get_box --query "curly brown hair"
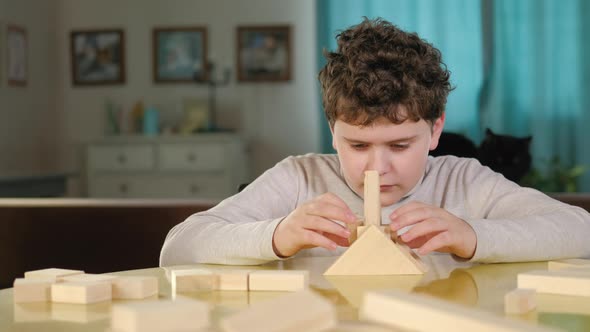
[319,18,453,127]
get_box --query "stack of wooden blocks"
[505,258,590,315]
[13,268,158,304]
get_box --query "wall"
[55,0,320,193]
[0,0,58,173]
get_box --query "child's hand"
[389,201,477,259]
[272,193,357,257]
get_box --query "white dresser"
[85,134,248,199]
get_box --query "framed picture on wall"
[70,29,125,86]
[6,25,27,86]
[153,27,208,83]
[237,25,291,82]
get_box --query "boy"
[160,18,590,266]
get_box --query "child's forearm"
[159,213,283,266]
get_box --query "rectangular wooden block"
[13,278,54,303]
[248,270,309,291]
[361,290,557,332]
[505,288,536,314]
[347,220,362,245]
[111,297,210,332]
[548,258,590,271]
[51,281,112,304]
[364,170,381,227]
[218,270,250,291]
[220,290,336,332]
[517,269,590,297]
[171,269,218,296]
[24,268,84,282]
[109,276,159,300]
[61,273,118,284]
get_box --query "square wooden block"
[13,278,54,303]
[110,276,159,300]
[61,273,118,284]
[24,268,84,282]
[51,281,112,304]
[171,269,218,296]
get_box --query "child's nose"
[367,150,391,175]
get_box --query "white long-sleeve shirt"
[160,154,590,266]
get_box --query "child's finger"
[390,206,435,231]
[302,229,337,251]
[417,232,453,255]
[303,216,350,239]
[319,193,356,221]
[389,201,426,219]
[306,201,356,224]
[399,218,447,243]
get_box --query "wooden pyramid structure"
[324,171,428,276]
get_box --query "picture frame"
[6,25,27,86]
[237,25,292,82]
[70,29,125,86]
[153,27,208,83]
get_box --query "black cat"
[430,128,532,183]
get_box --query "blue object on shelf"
[143,107,159,136]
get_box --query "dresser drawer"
[89,174,231,199]
[158,144,225,171]
[88,175,157,198]
[88,145,154,171]
[154,175,231,199]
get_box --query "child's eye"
[391,144,409,151]
[351,144,368,150]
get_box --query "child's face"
[331,114,444,206]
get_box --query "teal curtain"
[316,0,484,152]
[481,0,590,191]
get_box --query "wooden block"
[13,278,54,303]
[24,268,84,282]
[51,281,112,304]
[325,225,427,275]
[61,273,118,284]
[220,290,336,332]
[517,269,590,297]
[347,220,363,245]
[547,258,590,271]
[361,290,557,332]
[218,270,250,291]
[109,276,158,300]
[504,288,536,314]
[248,270,309,291]
[357,225,388,237]
[111,297,210,332]
[363,170,381,227]
[171,269,218,296]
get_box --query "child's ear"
[429,114,446,151]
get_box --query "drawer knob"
[117,154,127,164]
[119,183,128,193]
[186,153,197,162]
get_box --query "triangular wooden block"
[324,225,427,275]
